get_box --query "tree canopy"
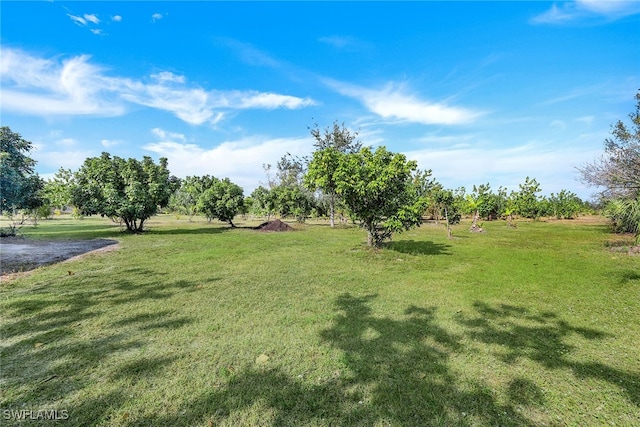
[0,126,43,214]
[72,153,173,232]
[335,146,427,247]
[196,177,244,227]
[306,121,362,227]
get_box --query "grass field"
[1,215,639,426]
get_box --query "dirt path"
[0,238,118,276]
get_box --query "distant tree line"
[3,88,638,246]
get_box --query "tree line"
[2,91,638,246]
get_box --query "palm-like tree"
[607,196,640,245]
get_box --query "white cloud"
[91,29,105,36]
[0,48,316,125]
[112,15,122,22]
[101,139,121,147]
[67,14,87,26]
[327,80,482,125]
[151,71,186,84]
[0,50,124,116]
[532,0,640,24]
[84,14,100,24]
[151,128,187,142]
[235,91,316,109]
[151,13,163,22]
[143,134,313,192]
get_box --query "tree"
[578,91,640,201]
[43,167,75,213]
[196,178,244,227]
[250,186,274,219]
[432,187,460,239]
[513,177,542,219]
[335,146,427,248]
[547,190,583,219]
[578,91,640,236]
[606,196,640,244]
[306,121,362,227]
[266,153,316,223]
[0,126,44,215]
[169,175,216,220]
[72,153,172,232]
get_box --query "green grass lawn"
[1,215,639,426]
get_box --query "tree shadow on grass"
[147,226,231,236]
[457,302,640,406]
[139,294,537,426]
[0,273,200,420]
[384,239,452,255]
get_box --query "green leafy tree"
[335,146,427,247]
[432,187,461,238]
[169,175,217,220]
[72,153,172,232]
[266,153,316,223]
[513,177,542,219]
[249,186,274,219]
[196,178,244,227]
[547,190,584,219]
[306,121,362,227]
[43,167,75,213]
[0,126,44,215]
[269,184,315,223]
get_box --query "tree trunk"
[329,193,335,228]
[445,207,452,239]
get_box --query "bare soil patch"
[0,237,118,276]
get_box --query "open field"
[1,215,639,426]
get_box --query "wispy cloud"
[84,14,100,25]
[66,10,107,35]
[216,38,282,68]
[144,131,312,190]
[112,15,122,22]
[151,13,164,22]
[1,48,316,125]
[0,49,124,116]
[67,14,88,26]
[326,80,483,125]
[532,0,640,24]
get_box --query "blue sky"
[2,1,639,200]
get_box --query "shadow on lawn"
[137,295,638,426]
[384,239,452,255]
[457,301,640,406]
[137,295,539,426]
[0,271,201,421]
[4,291,637,426]
[147,226,231,236]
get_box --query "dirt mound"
[255,219,293,232]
